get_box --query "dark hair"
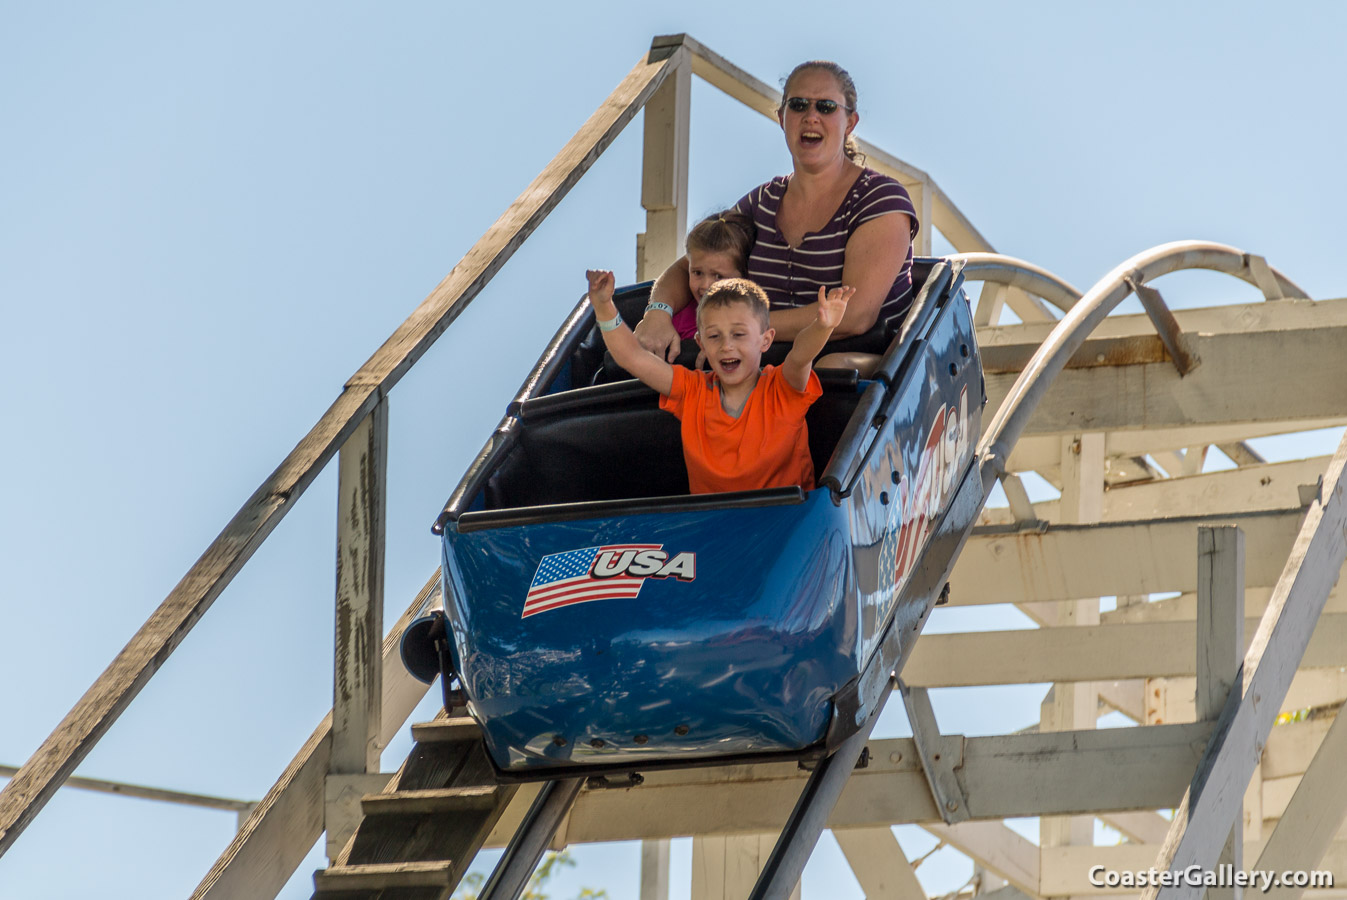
[685,210,755,273]
[697,277,771,331]
[781,60,862,162]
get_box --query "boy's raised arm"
[586,270,675,396]
[782,285,855,392]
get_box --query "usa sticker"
[522,543,696,618]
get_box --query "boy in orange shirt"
[585,271,853,494]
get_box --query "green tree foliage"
[452,850,609,900]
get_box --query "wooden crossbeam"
[984,321,1347,438]
[1142,435,1347,900]
[904,614,1347,687]
[521,725,1212,844]
[949,508,1306,607]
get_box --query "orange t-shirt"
[659,365,823,495]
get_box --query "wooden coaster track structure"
[3,33,1346,900]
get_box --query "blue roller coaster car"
[402,259,985,780]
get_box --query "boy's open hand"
[586,269,617,316]
[816,284,855,330]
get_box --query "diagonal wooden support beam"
[0,44,684,859]
[1254,701,1347,900]
[834,827,928,900]
[1143,432,1347,900]
[923,822,1042,899]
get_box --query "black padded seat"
[484,371,866,511]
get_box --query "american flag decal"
[521,544,661,619]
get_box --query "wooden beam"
[638,49,690,280]
[0,45,682,858]
[1255,706,1347,900]
[1196,526,1247,900]
[834,827,929,900]
[1006,420,1347,474]
[1099,811,1172,846]
[1142,434,1347,900]
[980,458,1329,527]
[947,508,1307,607]
[640,839,671,900]
[922,822,1041,898]
[191,576,436,899]
[903,615,1347,687]
[545,725,1212,843]
[690,834,799,900]
[331,397,388,776]
[984,323,1347,438]
[1147,669,1347,726]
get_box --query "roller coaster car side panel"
[444,493,857,773]
[426,265,982,778]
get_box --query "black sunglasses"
[785,96,850,115]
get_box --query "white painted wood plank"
[903,615,1347,687]
[1256,707,1347,900]
[948,508,1306,607]
[922,822,1041,897]
[984,325,1347,438]
[332,398,388,777]
[1143,434,1347,900]
[834,827,928,900]
[979,457,1329,526]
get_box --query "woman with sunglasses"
[634,60,918,365]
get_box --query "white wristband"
[644,301,674,317]
[598,313,623,332]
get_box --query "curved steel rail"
[977,240,1309,492]
[951,251,1083,315]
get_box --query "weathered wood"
[1100,811,1173,845]
[903,615,1347,687]
[1196,526,1247,900]
[1143,433,1347,900]
[360,786,503,817]
[191,576,436,900]
[922,822,1041,898]
[1147,669,1347,726]
[979,457,1329,527]
[691,834,800,900]
[985,323,1347,438]
[312,860,455,890]
[834,827,928,900]
[638,49,690,280]
[332,397,388,777]
[948,508,1305,607]
[0,45,682,859]
[1197,527,1246,721]
[1255,707,1347,900]
[409,718,481,744]
[1006,419,1347,474]
[0,764,253,813]
[548,725,1212,843]
[640,838,671,900]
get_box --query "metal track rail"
[745,240,1308,900]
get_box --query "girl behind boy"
[660,211,755,346]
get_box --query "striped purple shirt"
[732,168,919,329]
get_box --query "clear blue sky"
[3,2,1345,898]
